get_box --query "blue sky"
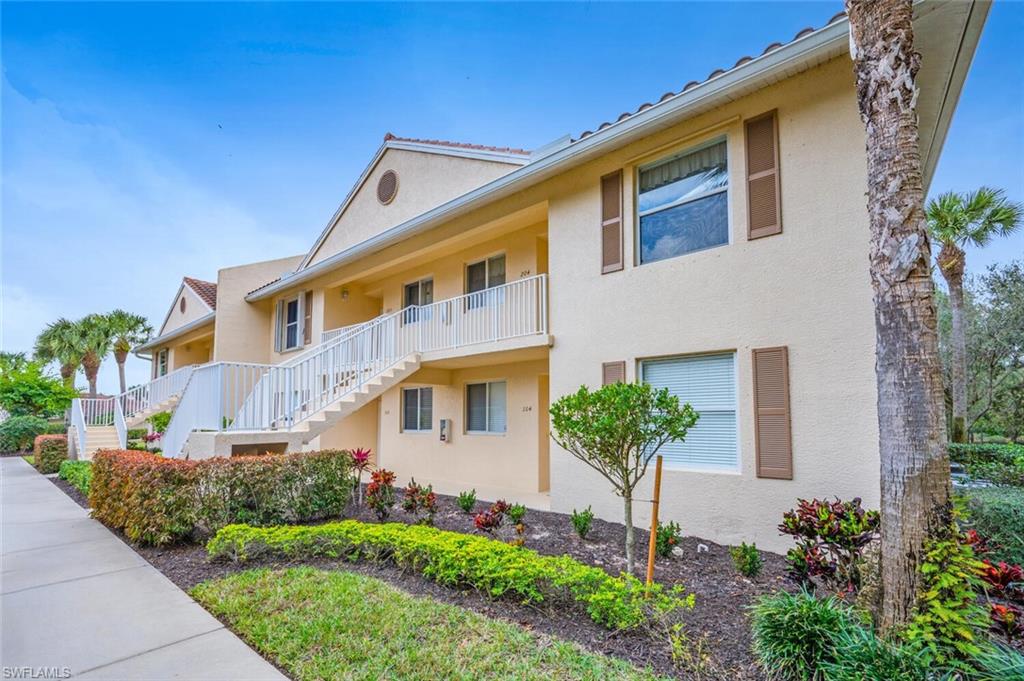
[2,1,1022,394]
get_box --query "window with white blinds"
[466,381,507,433]
[402,387,432,432]
[641,353,738,470]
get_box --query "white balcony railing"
[162,274,548,457]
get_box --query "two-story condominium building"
[70,1,989,551]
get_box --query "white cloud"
[1,77,308,395]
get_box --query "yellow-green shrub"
[206,520,694,631]
[33,434,68,474]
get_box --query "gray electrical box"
[439,418,452,443]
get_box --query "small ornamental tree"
[550,381,698,574]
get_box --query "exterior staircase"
[77,426,121,460]
[123,395,180,429]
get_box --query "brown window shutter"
[600,170,623,273]
[303,291,313,345]
[745,110,782,239]
[753,346,792,479]
[602,361,626,385]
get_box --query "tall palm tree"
[76,314,114,398]
[927,187,1023,443]
[847,0,950,632]
[105,310,153,395]
[34,318,84,388]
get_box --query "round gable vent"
[180,297,186,313]
[377,170,398,205]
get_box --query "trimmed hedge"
[0,415,48,452]
[58,460,92,495]
[960,486,1024,566]
[90,449,354,545]
[33,434,68,474]
[949,443,1024,467]
[206,520,695,631]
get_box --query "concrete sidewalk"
[1,457,286,680]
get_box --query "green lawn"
[192,567,667,681]
[22,455,33,466]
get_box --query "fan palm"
[34,318,84,388]
[105,310,153,395]
[927,187,1023,442]
[76,314,114,398]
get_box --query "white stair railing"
[113,399,127,449]
[119,364,196,421]
[165,274,549,456]
[69,398,88,457]
[161,362,273,458]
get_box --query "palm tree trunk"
[82,353,100,398]
[115,349,128,395]
[59,363,77,389]
[938,244,968,443]
[847,0,951,632]
[623,490,635,575]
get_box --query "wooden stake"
[645,455,663,589]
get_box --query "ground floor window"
[402,387,433,432]
[466,380,506,433]
[641,352,737,470]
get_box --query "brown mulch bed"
[121,492,790,679]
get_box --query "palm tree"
[105,310,153,395]
[927,188,1023,443]
[847,0,951,632]
[76,314,114,398]
[34,319,84,388]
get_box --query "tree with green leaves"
[34,318,85,389]
[549,381,698,574]
[0,360,78,417]
[76,314,114,398]
[105,309,152,395]
[927,188,1023,442]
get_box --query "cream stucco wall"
[160,285,211,335]
[377,359,548,498]
[546,56,878,553]
[306,148,522,267]
[212,255,303,364]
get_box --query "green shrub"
[949,443,1024,467]
[729,542,764,578]
[820,625,929,681]
[44,421,67,435]
[58,460,92,495]
[33,434,68,474]
[905,525,988,666]
[507,503,527,525]
[456,489,477,513]
[127,428,147,440]
[147,411,171,434]
[751,589,857,681]
[571,506,594,540]
[960,487,1024,566]
[206,520,695,631]
[655,520,681,558]
[0,415,48,452]
[90,449,354,545]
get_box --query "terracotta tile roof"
[383,133,531,157]
[183,277,218,310]
[573,11,848,141]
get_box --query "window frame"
[465,254,507,310]
[280,295,302,351]
[402,277,434,324]
[156,349,168,377]
[465,380,507,435]
[401,386,433,433]
[638,351,740,474]
[635,136,731,266]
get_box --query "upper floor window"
[638,139,729,264]
[466,255,505,309]
[275,290,312,352]
[403,278,433,324]
[156,349,168,377]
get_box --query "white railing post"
[113,398,127,449]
